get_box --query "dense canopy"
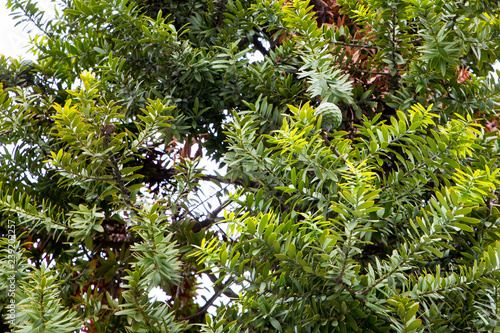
[1,0,500,332]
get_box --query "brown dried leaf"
[457,66,470,84]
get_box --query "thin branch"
[333,277,365,303]
[103,125,132,207]
[252,34,270,57]
[147,167,261,189]
[12,2,53,37]
[332,41,380,50]
[184,277,234,322]
[205,271,239,299]
[321,132,344,159]
[338,65,394,76]
[192,199,232,232]
[356,259,406,296]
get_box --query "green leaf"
[405,303,419,323]
[269,318,282,331]
[406,318,422,331]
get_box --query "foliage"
[1,0,500,332]
[200,102,500,332]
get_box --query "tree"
[1,0,500,332]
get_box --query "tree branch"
[103,124,132,206]
[146,167,261,189]
[321,132,345,160]
[205,271,239,299]
[191,199,232,232]
[184,277,234,322]
[252,34,270,57]
[332,41,380,50]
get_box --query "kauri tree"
[1,0,500,332]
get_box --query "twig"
[332,41,380,50]
[103,124,133,207]
[321,132,345,160]
[252,34,270,56]
[192,199,232,232]
[184,277,234,322]
[205,271,239,299]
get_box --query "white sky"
[0,1,32,59]
[0,0,59,59]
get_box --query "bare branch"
[184,277,235,322]
[205,271,239,299]
[146,167,261,189]
[191,199,232,232]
